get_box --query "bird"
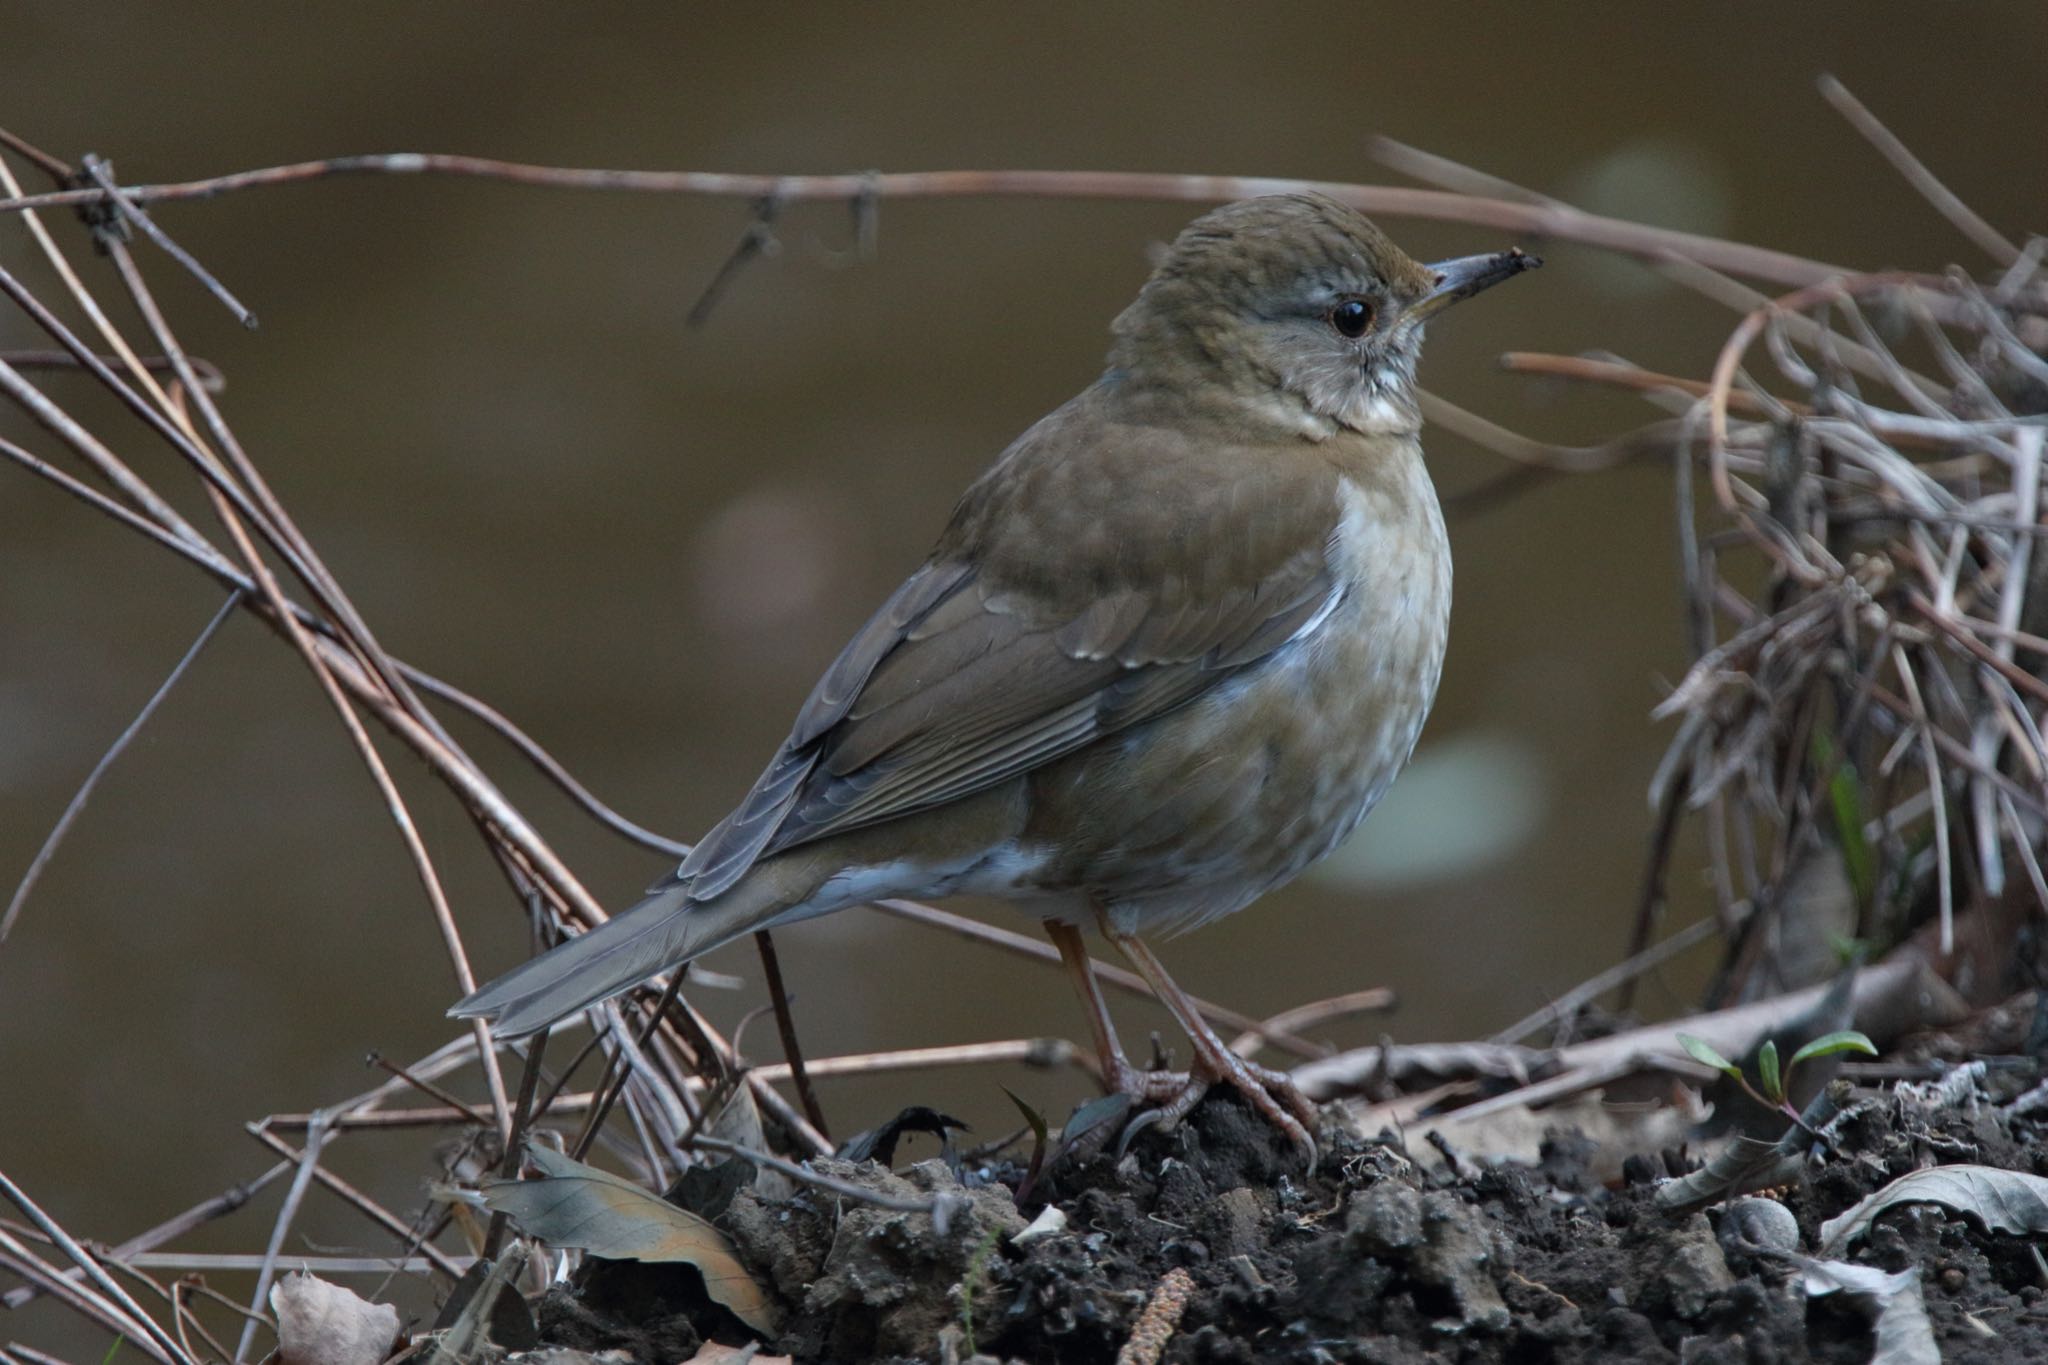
[452,194,1538,1160]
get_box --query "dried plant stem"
[1892,645,1954,954]
[1816,75,2020,266]
[1226,988,1396,1059]
[0,157,1854,287]
[754,929,831,1141]
[242,1124,465,1280]
[681,1134,961,1215]
[1,1162,290,1311]
[1,591,239,943]
[0,1169,195,1365]
[1494,915,1721,1046]
[235,1114,332,1361]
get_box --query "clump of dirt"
[528,1063,2048,1364]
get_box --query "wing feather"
[676,401,1354,902]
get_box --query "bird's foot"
[1101,1057,1196,1104]
[1114,1051,1318,1167]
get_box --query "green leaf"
[1758,1040,1783,1103]
[1816,733,1877,909]
[1827,932,1869,967]
[1677,1033,1742,1079]
[1790,1030,1879,1070]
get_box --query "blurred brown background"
[3,3,2045,1353]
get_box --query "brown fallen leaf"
[476,1144,781,1336]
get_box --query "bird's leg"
[1045,920,1188,1102]
[1096,914,1319,1163]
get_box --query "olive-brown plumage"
[453,194,1538,1157]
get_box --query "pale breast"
[1298,465,1453,833]
[1022,456,1453,935]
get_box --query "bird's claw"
[1106,1052,1319,1168]
[1203,1054,1319,1169]
[1101,1058,1197,1103]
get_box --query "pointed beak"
[1409,247,1541,324]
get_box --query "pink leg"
[1097,912,1319,1165]
[1045,920,1188,1102]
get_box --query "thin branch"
[242,1125,464,1280]
[364,1052,493,1130]
[235,1115,331,1362]
[0,349,225,390]
[680,1133,962,1216]
[80,155,258,327]
[754,930,829,1141]
[1816,75,2021,266]
[0,126,74,181]
[1226,989,1395,1059]
[0,1169,194,1365]
[1494,916,1722,1046]
[2,590,240,944]
[0,153,1857,287]
[573,972,686,1162]
[686,194,780,326]
[1,1162,289,1311]
[1892,645,1954,956]
[397,668,690,858]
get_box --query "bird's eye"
[1328,297,1374,339]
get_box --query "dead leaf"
[1819,1164,2048,1255]
[706,1083,792,1200]
[1795,1257,1938,1365]
[1653,1134,1805,1218]
[476,1144,781,1336]
[1294,1041,1553,1101]
[1415,1089,1696,1184]
[685,1346,794,1364]
[270,1272,401,1365]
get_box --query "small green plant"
[956,1222,1005,1358]
[1677,1029,1877,1121]
[1814,731,1877,911]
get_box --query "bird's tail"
[448,854,823,1039]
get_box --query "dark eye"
[1328,297,1374,339]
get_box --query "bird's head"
[1108,193,1538,438]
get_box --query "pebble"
[1717,1198,1800,1254]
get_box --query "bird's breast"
[1023,459,1452,933]
[1250,465,1452,849]
[1314,464,1454,721]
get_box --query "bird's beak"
[1409,248,1541,323]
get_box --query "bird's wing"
[678,411,1350,902]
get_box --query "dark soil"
[529,1063,2048,1364]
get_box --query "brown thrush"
[453,194,1538,1159]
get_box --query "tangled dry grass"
[1653,257,2048,1000]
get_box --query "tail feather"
[450,864,805,1038]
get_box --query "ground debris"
[508,1055,2046,1363]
